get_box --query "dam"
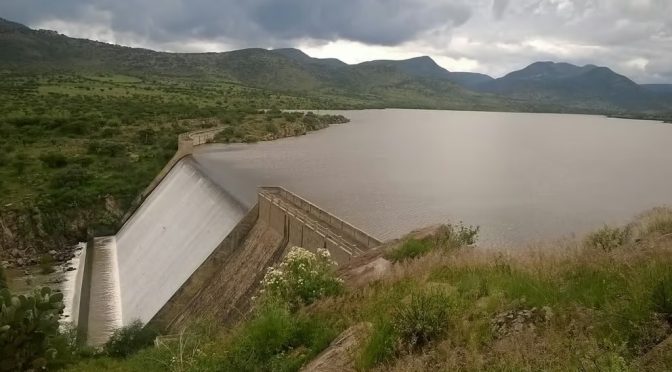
[72,128,382,345]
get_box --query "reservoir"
[194,109,672,245]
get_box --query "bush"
[259,247,343,309]
[220,301,338,371]
[104,320,159,358]
[39,152,68,168]
[585,225,629,252]
[0,287,70,371]
[359,320,397,368]
[652,272,672,323]
[387,239,431,262]
[50,165,89,189]
[644,209,672,237]
[386,223,479,262]
[392,290,452,350]
[433,223,480,248]
[87,140,126,157]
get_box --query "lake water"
[194,109,672,245]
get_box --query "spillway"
[115,158,247,325]
[79,157,247,344]
[74,146,381,345]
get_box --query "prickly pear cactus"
[0,286,65,371]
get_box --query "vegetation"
[65,208,672,371]
[0,70,349,266]
[103,321,159,358]
[69,247,344,371]
[585,225,630,252]
[386,223,479,262]
[258,247,344,309]
[0,287,74,371]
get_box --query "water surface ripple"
[194,109,672,245]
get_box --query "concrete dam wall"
[74,149,381,345]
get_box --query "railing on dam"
[260,186,383,250]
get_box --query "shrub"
[644,210,672,237]
[652,272,672,323]
[259,247,343,309]
[433,223,480,248]
[220,301,338,371]
[87,140,126,157]
[358,320,397,368]
[50,165,89,189]
[39,152,68,168]
[392,290,453,350]
[0,287,69,371]
[104,320,159,358]
[585,225,629,252]
[387,239,431,262]
[387,223,479,262]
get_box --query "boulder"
[301,322,372,372]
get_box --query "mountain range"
[1,17,670,114]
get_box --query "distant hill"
[0,18,669,113]
[358,56,494,89]
[642,84,672,95]
[473,61,669,112]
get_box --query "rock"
[301,323,372,372]
[10,249,21,258]
[15,258,25,266]
[491,307,552,339]
[49,250,57,256]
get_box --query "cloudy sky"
[1,0,671,83]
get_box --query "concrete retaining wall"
[261,187,382,250]
[258,189,380,264]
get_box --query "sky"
[1,0,671,83]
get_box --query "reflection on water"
[194,109,672,246]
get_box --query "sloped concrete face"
[114,157,247,326]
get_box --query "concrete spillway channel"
[72,154,382,345]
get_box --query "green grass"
[63,213,672,371]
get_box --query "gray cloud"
[492,0,510,20]
[0,0,671,82]
[0,0,471,46]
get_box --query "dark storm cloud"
[252,0,471,45]
[1,0,671,82]
[0,0,472,46]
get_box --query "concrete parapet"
[261,187,383,250]
[258,187,382,264]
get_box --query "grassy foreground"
[67,208,672,371]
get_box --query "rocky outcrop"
[301,322,372,372]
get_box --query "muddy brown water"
[194,109,672,246]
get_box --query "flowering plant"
[259,247,343,308]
